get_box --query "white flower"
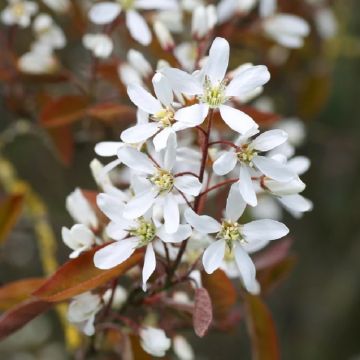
[127,49,153,78]
[62,224,96,258]
[122,73,192,151]
[213,128,295,206]
[162,37,270,135]
[184,186,289,293]
[88,0,178,46]
[94,192,192,290]
[1,0,38,28]
[173,335,195,360]
[117,135,202,233]
[41,0,70,13]
[140,326,171,357]
[33,14,66,50]
[217,0,257,24]
[153,21,175,51]
[191,5,217,39]
[18,42,59,75]
[174,42,197,72]
[83,33,113,59]
[260,0,310,49]
[102,285,128,310]
[314,7,337,40]
[66,188,98,229]
[67,292,102,336]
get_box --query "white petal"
[278,194,313,212]
[234,245,257,293]
[217,0,237,24]
[202,239,226,274]
[219,105,258,134]
[242,219,289,242]
[97,193,125,223]
[239,165,257,206]
[127,84,162,114]
[213,151,237,176]
[136,0,178,10]
[117,147,155,174]
[163,133,177,170]
[174,176,202,196]
[142,243,156,291]
[225,184,246,221]
[106,222,129,240]
[253,155,295,182]
[226,65,270,98]
[184,208,221,234]
[160,68,203,95]
[264,177,305,196]
[88,3,121,24]
[123,190,157,219]
[152,73,173,107]
[94,238,137,270]
[287,156,310,175]
[126,10,152,46]
[153,127,173,151]
[252,129,288,151]
[259,0,276,18]
[157,224,192,243]
[163,193,179,234]
[174,104,209,126]
[121,123,159,144]
[95,142,121,157]
[203,37,229,83]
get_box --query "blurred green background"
[1,0,360,359]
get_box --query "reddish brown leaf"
[245,294,280,360]
[257,256,297,294]
[48,126,74,165]
[87,103,135,122]
[129,335,152,360]
[33,246,143,302]
[193,288,213,337]
[0,193,24,244]
[0,299,52,341]
[0,278,45,311]
[201,270,237,321]
[40,95,89,128]
[253,238,293,271]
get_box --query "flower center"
[11,2,26,18]
[218,220,245,250]
[149,169,174,193]
[131,219,156,247]
[236,145,257,166]
[200,76,228,108]
[152,108,174,128]
[119,0,135,10]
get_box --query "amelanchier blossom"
[33,14,66,50]
[1,0,38,28]
[17,42,59,75]
[140,326,171,357]
[259,0,310,48]
[217,0,257,24]
[93,192,192,290]
[185,186,289,293]
[161,37,269,135]
[62,224,96,259]
[68,292,102,336]
[191,4,217,40]
[83,33,114,59]
[88,0,178,46]
[117,135,202,233]
[213,128,296,206]
[153,21,175,51]
[41,0,70,13]
[122,73,192,151]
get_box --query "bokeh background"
[0,0,359,359]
